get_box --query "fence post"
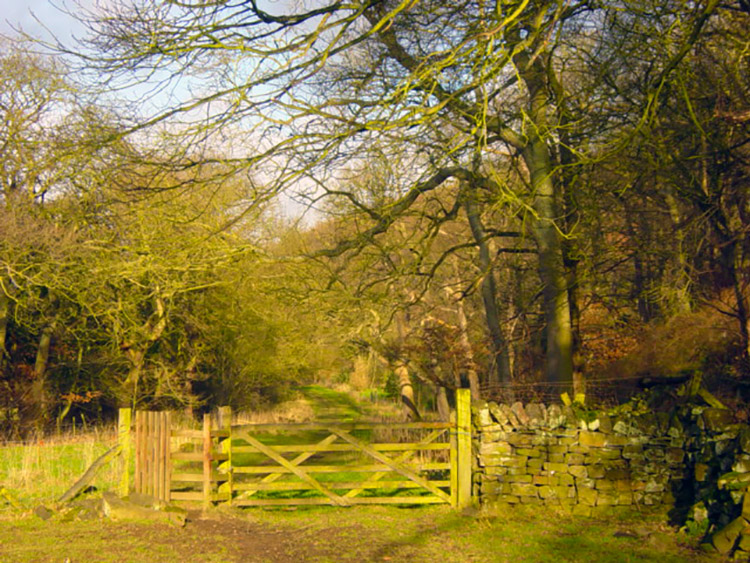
[163,411,172,503]
[202,413,212,509]
[218,406,233,505]
[456,388,472,510]
[449,409,458,508]
[118,407,132,497]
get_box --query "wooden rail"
[117,389,473,509]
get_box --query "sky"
[1,0,89,42]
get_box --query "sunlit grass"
[0,428,119,509]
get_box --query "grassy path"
[298,385,366,422]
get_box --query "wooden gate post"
[218,406,233,505]
[202,413,212,509]
[118,407,132,497]
[456,388,472,510]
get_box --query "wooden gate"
[133,410,172,501]
[124,390,472,509]
[229,419,456,507]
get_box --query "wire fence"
[480,375,646,407]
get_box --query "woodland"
[0,0,749,438]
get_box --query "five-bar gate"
[126,389,472,509]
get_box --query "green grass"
[0,504,716,562]
[0,431,120,507]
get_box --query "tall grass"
[0,427,119,508]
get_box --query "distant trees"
[1,1,748,434]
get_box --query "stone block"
[526,403,547,428]
[712,516,750,554]
[572,505,592,517]
[703,408,734,433]
[510,483,538,497]
[475,405,493,427]
[605,435,629,447]
[743,492,750,519]
[527,458,544,471]
[580,431,607,448]
[575,477,596,489]
[507,433,533,447]
[506,474,533,483]
[740,427,750,454]
[616,491,634,505]
[665,447,684,465]
[547,444,569,454]
[515,448,542,458]
[605,468,630,480]
[511,402,531,427]
[537,485,555,499]
[598,415,613,434]
[733,456,750,474]
[485,466,508,476]
[533,475,551,485]
[531,432,555,447]
[569,465,588,479]
[613,480,633,492]
[562,406,578,428]
[644,479,665,493]
[643,447,665,461]
[488,402,509,426]
[557,474,575,486]
[478,454,514,467]
[544,462,569,474]
[520,495,542,505]
[584,451,620,465]
[597,492,617,506]
[546,404,564,429]
[587,465,606,479]
[565,453,585,465]
[622,445,644,460]
[578,487,598,506]
[667,416,683,438]
[612,419,630,435]
[481,427,507,443]
[548,453,565,463]
[595,480,614,490]
[479,441,512,456]
[634,413,659,436]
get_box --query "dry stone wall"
[472,401,685,516]
[472,399,750,557]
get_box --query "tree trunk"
[463,195,511,387]
[30,322,54,433]
[523,137,574,392]
[0,279,8,371]
[394,310,420,420]
[454,290,482,399]
[516,48,574,394]
[435,385,450,422]
[395,362,420,420]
